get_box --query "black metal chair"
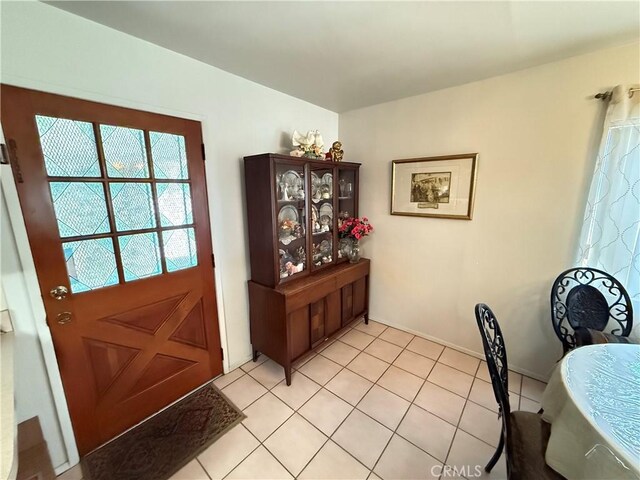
[474,303,564,480]
[550,267,633,353]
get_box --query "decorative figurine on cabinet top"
[291,130,325,159]
[329,141,344,162]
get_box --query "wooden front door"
[1,85,223,455]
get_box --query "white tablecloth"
[542,344,640,479]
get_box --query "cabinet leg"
[285,366,292,386]
[364,313,369,325]
[252,349,259,362]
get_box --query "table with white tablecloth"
[542,344,640,479]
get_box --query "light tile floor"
[59,319,547,480]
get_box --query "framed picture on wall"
[391,153,478,220]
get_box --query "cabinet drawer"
[285,277,337,312]
[335,261,370,289]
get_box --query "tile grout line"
[195,457,213,480]
[257,377,372,475]
[215,424,262,479]
[290,321,409,476]
[230,327,466,476]
[251,325,376,478]
[318,339,539,410]
[368,330,447,476]
[212,319,542,480]
[323,332,400,475]
[228,360,511,470]
[224,320,498,400]
[229,423,298,479]
[442,360,496,473]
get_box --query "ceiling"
[47,1,640,112]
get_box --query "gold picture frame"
[391,153,478,220]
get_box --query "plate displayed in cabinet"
[321,173,333,191]
[278,204,299,224]
[311,172,322,202]
[319,215,332,230]
[319,239,331,255]
[278,204,302,244]
[311,205,328,235]
[313,239,333,266]
[319,203,333,220]
[283,170,304,199]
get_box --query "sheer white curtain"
[576,85,640,337]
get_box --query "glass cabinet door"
[275,161,307,281]
[337,167,357,261]
[309,163,334,271]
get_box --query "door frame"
[0,86,231,472]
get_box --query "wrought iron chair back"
[550,267,633,353]
[474,303,512,474]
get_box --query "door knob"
[50,285,68,300]
[56,312,72,325]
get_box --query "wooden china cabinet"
[244,153,370,385]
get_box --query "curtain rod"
[595,87,639,101]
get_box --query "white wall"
[340,42,640,380]
[1,0,338,469]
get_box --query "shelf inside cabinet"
[278,236,306,248]
[277,199,306,206]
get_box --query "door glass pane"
[275,162,306,280]
[162,228,197,272]
[63,238,119,293]
[109,183,156,231]
[310,165,333,270]
[337,168,356,261]
[100,125,149,178]
[118,233,162,281]
[150,132,189,179]
[49,182,110,238]
[35,115,100,177]
[156,183,193,227]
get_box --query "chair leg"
[485,433,504,472]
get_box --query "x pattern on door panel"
[90,294,206,402]
[37,115,199,294]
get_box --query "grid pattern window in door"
[36,115,198,293]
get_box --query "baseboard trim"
[226,354,253,373]
[54,461,73,476]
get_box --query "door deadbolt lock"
[50,285,69,300]
[56,312,73,325]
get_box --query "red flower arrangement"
[339,217,374,241]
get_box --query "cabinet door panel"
[353,277,366,317]
[325,290,341,337]
[342,283,353,325]
[310,300,326,345]
[289,307,310,360]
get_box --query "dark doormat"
[82,382,244,480]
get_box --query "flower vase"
[347,240,361,264]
